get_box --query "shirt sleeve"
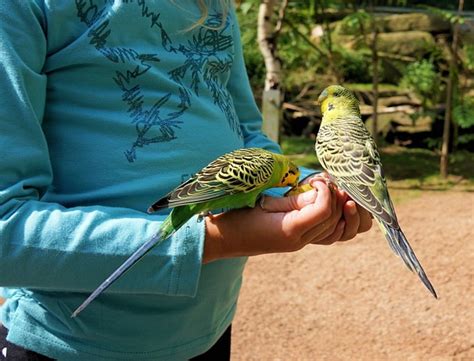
[0,1,203,297]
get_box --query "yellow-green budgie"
[72,148,300,317]
[315,85,437,298]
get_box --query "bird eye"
[334,92,340,97]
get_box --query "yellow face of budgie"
[318,85,360,122]
[276,161,300,188]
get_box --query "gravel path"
[232,191,473,361]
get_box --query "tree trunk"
[440,0,464,178]
[258,0,282,91]
[369,1,379,144]
[258,0,285,143]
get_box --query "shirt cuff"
[166,215,205,297]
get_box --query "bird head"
[277,160,300,188]
[317,85,360,121]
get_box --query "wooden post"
[258,0,287,143]
[262,89,281,142]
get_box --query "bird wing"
[316,119,398,227]
[150,148,275,210]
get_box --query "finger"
[299,172,332,186]
[300,187,344,242]
[303,216,340,244]
[357,204,373,233]
[335,188,346,215]
[261,189,317,213]
[338,189,349,203]
[287,180,333,231]
[308,172,330,186]
[312,219,346,245]
[331,185,338,213]
[340,200,360,242]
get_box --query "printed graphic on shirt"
[75,0,240,163]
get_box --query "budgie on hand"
[72,148,300,317]
[315,85,437,298]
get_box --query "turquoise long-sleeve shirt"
[0,1,315,360]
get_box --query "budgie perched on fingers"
[72,147,300,317]
[315,85,437,298]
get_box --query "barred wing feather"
[149,148,275,210]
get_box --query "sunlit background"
[232,1,473,360]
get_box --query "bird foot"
[310,172,337,192]
[197,211,214,222]
[284,183,313,197]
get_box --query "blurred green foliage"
[236,2,265,91]
[399,60,441,107]
[237,1,327,92]
[336,48,372,82]
[462,44,474,71]
[236,0,474,153]
[419,5,465,24]
[453,96,474,129]
[340,9,372,35]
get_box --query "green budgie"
[72,148,300,317]
[315,85,437,298]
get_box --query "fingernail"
[348,202,357,215]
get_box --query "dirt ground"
[232,191,473,361]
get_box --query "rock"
[332,12,450,36]
[395,114,434,128]
[383,13,450,33]
[365,112,434,137]
[365,113,397,137]
[333,30,436,59]
[330,33,360,50]
[378,95,421,107]
[333,18,385,36]
[377,31,435,57]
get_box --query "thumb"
[260,189,317,213]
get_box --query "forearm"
[0,198,205,296]
[203,207,277,263]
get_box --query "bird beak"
[317,89,328,106]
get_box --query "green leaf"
[240,2,253,15]
[453,97,474,128]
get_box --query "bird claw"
[310,173,337,192]
[197,211,214,222]
[285,173,338,197]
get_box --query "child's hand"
[203,180,372,263]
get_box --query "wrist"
[202,208,260,263]
[203,215,226,264]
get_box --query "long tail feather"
[378,221,438,298]
[71,231,167,318]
